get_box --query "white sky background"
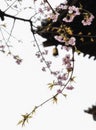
[0,0,96,129]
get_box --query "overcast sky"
[0,0,96,130]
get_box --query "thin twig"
[4,0,18,12]
[6,19,16,44]
[45,0,56,14]
[0,28,11,52]
[29,93,58,116]
[1,26,22,42]
[30,21,52,73]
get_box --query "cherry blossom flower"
[90,14,94,20]
[68,6,80,16]
[46,6,51,11]
[46,61,52,68]
[63,6,80,23]
[41,50,48,55]
[63,15,74,22]
[57,4,68,10]
[38,8,44,14]
[50,13,59,22]
[62,54,71,65]
[57,80,64,86]
[66,63,73,72]
[65,37,76,46]
[44,49,48,55]
[42,67,46,71]
[58,73,68,81]
[13,55,22,65]
[63,0,68,4]
[66,85,74,90]
[51,71,60,76]
[57,89,62,94]
[54,35,64,42]
[16,59,22,65]
[82,14,94,26]
[35,53,40,58]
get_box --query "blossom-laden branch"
[17,0,96,126]
[18,44,75,126]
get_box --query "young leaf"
[17,120,23,125]
[62,93,67,98]
[48,80,55,90]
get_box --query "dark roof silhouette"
[84,105,96,121]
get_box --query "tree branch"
[0,10,30,22]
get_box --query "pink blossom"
[90,14,94,20]
[42,50,48,55]
[66,63,71,68]
[35,53,40,58]
[82,19,91,26]
[66,37,76,46]
[38,8,44,14]
[57,89,62,94]
[42,67,46,71]
[57,81,63,86]
[66,85,74,90]
[54,35,64,42]
[82,14,94,26]
[46,61,52,68]
[63,73,68,80]
[45,50,48,55]
[50,13,59,22]
[66,63,73,71]
[16,59,22,64]
[68,6,80,16]
[63,6,80,23]
[63,15,74,22]
[46,6,51,11]
[57,4,68,10]
[62,54,71,65]
[51,71,60,76]
[58,73,68,80]
[63,0,68,4]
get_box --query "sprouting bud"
[52,46,58,56]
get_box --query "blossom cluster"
[63,5,80,22]
[39,1,94,26]
[54,36,76,46]
[82,13,94,26]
